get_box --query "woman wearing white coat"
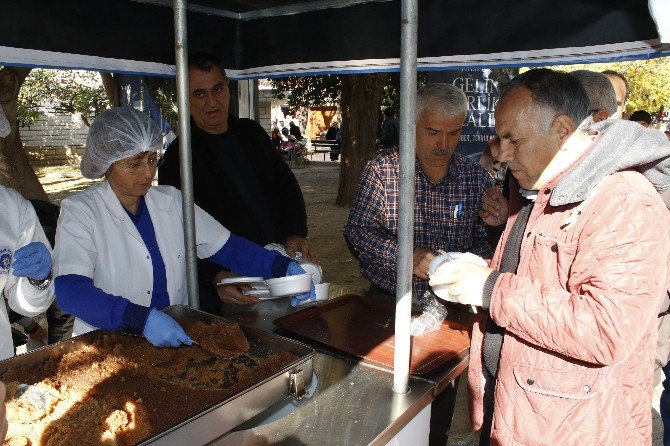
[54,107,314,347]
[0,185,55,360]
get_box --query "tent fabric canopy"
[1,0,668,78]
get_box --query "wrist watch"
[28,272,53,291]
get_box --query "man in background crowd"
[629,109,653,128]
[602,70,629,119]
[289,121,302,140]
[325,120,341,161]
[376,107,400,149]
[571,70,618,122]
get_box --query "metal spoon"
[191,340,231,360]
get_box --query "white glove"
[429,259,492,307]
[428,251,487,276]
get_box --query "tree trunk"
[100,72,120,107]
[0,67,48,201]
[336,73,387,207]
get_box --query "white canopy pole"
[393,0,418,394]
[173,0,200,309]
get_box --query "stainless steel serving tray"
[0,305,315,445]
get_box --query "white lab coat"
[54,182,230,335]
[0,185,55,360]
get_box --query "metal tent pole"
[173,0,200,309]
[393,0,418,394]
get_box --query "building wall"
[20,114,89,166]
[258,89,277,135]
[259,100,272,133]
[19,101,282,168]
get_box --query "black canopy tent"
[1,0,668,78]
[1,0,668,395]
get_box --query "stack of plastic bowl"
[265,243,328,302]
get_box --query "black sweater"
[158,116,308,289]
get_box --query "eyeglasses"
[117,154,164,173]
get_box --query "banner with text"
[428,69,513,159]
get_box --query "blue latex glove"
[286,262,316,307]
[12,242,52,280]
[143,308,193,347]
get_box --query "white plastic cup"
[295,282,329,306]
[315,283,329,301]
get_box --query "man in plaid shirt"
[344,83,493,298]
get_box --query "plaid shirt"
[344,150,493,297]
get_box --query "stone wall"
[20,114,89,166]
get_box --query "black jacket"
[325,126,339,142]
[379,118,399,148]
[159,116,308,289]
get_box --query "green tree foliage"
[17,69,110,127]
[144,76,179,130]
[379,72,428,113]
[269,72,429,117]
[536,59,670,119]
[270,75,341,111]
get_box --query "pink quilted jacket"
[469,170,670,445]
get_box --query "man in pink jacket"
[430,68,670,445]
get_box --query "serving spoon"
[191,340,232,360]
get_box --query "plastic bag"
[410,292,448,336]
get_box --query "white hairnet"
[81,107,163,179]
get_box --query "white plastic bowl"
[429,252,487,301]
[266,273,313,297]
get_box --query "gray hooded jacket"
[551,119,670,207]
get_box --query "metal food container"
[0,305,315,445]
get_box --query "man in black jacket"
[376,107,399,149]
[159,53,318,312]
[288,121,302,140]
[325,121,340,161]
